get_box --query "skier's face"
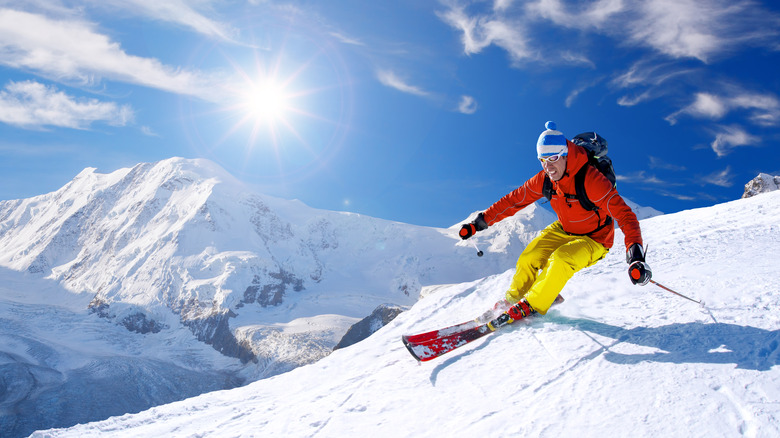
[541,155,567,181]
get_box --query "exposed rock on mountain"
[742,173,780,198]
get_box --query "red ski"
[402,295,564,362]
[402,324,492,362]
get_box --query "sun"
[244,78,291,122]
[205,47,353,180]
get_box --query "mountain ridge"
[0,157,557,369]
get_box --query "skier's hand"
[459,213,488,240]
[626,243,651,286]
[629,261,652,286]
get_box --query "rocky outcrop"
[334,304,406,350]
[742,173,780,198]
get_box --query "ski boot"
[476,299,512,324]
[487,298,535,331]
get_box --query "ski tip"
[401,335,422,362]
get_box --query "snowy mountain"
[1,157,561,436]
[30,186,780,437]
[743,173,780,198]
[623,196,663,220]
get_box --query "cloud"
[140,125,160,137]
[0,80,133,129]
[701,166,734,187]
[0,8,228,102]
[709,125,759,157]
[648,156,686,172]
[436,2,533,64]
[526,0,624,29]
[628,0,778,63]
[612,60,699,106]
[457,95,478,114]
[329,32,366,46]
[565,78,603,107]
[616,170,671,185]
[666,89,780,126]
[655,190,698,201]
[438,0,779,64]
[111,0,237,40]
[666,93,727,124]
[376,70,430,96]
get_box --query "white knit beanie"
[536,121,568,158]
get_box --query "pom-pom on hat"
[536,121,568,158]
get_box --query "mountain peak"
[742,173,780,198]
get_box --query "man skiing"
[459,121,652,328]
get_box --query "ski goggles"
[539,150,566,164]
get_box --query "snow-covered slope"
[0,267,244,437]
[0,157,561,436]
[0,158,551,366]
[623,196,663,220]
[34,190,780,437]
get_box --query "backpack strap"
[573,165,614,235]
[542,175,553,201]
[573,166,597,211]
[543,166,613,235]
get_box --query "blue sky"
[1,1,779,228]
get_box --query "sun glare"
[245,79,290,121]
[207,47,353,181]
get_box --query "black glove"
[459,212,488,240]
[626,243,652,286]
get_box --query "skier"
[459,121,652,327]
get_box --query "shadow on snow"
[427,313,779,385]
[552,316,780,371]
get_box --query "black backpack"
[542,132,616,212]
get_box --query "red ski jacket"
[482,142,643,250]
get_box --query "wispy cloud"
[91,0,237,41]
[648,156,686,172]
[436,2,533,64]
[457,95,478,114]
[628,0,778,63]
[655,190,698,201]
[376,70,430,96]
[329,32,365,46]
[526,0,624,30]
[613,60,698,106]
[441,0,778,64]
[0,8,229,102]
[0,80,133,129]
[709,125,759,157]
[701,166,734,187]
[530,0,778,63]
[565,78,602,107]
[437,0,780,114]
[616,170,673,185]
[140,125,160,137]
[666,89,780,126]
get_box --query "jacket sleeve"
[585,167,643,249]
[482,171,546,226]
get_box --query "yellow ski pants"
[505,221,608,314]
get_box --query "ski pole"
[469,239,484,257]
[649,279,700,304]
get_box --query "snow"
[1,157,557,436]
[743,173,780,198]
[29,189,780,437]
